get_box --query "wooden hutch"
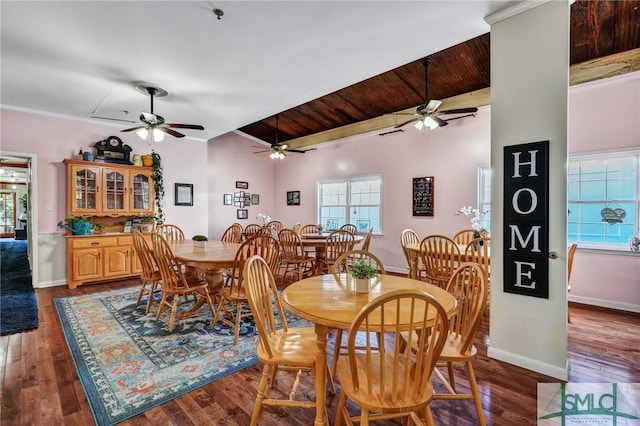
[63,159,154,289]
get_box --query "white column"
[487,1,570,380]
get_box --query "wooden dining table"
[170,240,240,291]
[281,273,457,426]
[300,232,364,275]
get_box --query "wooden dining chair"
[432,262,488,425]
[212,235,281,345]
[340,223,358,235]
[292,222,302,235]
[567,243,578,322]
[334,289,449,426]
[360,228,374,251]
[330,249,385,384]
[242,223,262,241]
[156,223,185,241]
[401,229,427,280]
[319,229,355,273]
[300,224,319,256]
[221,223,243,243]
[243,255,333,426]
[151,233,216,332]
[420,235,461,289]
[131,230,161,314]
[265,220,283,233]
[453,229,476,245]
[465,237,491,291]
[278,228,315,285]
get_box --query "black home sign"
[503,141,549,299]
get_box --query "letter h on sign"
[503,141,549,298]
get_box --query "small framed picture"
[251,194,260,205]
[234,199,244,208]
[175,183,193,206]
[223,194,232,205]
[237,209,248,219]
[236,181,249,189]
[244,193,251,205]
[287,190,300,206]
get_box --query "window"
[568,150,639,248]
[477,150,640,250]
[318,175,382,233]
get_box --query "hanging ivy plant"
[151,151,165,225]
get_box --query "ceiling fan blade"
[438,107,478,115]
[158,127,185,138]
[286,148,317,154]
[425,99,443,114]
[395,118,418,129]
[432,115,449,127]
[443,113,477,123]
[165,123,205,130]
[90,115,138,124]
[121,125,148,132]
[253,150,270,154]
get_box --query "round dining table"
[170,240,240,290]
[281,273,457,426]
[300,232,364,275]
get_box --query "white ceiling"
[1,1,523,142]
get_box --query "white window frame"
[317,175,383,234]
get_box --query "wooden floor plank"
[0,278,638,425]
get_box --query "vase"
[141,154,153,167]
[139,222,153,233]
[355,277,370,293]
[193,240,207,248]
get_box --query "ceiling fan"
[253,114,317,160]
[120,83,204,141]
[392,58,478,130]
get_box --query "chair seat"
[336,353,435,413]
[438,333,478,361]
[257,327,318,366]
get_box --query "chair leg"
[250,364,270,426]
[135,280,147,306]
[466,361,486,426]
[335,390,348,426]
[424,405,435,426]
[233,301,243,346]
[168,297,180,332]
[447,361,456,391]
[331,329,343,381]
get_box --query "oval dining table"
[169,240,240,290]
[281,273,457,426]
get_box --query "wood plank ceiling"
[238,0,640,148]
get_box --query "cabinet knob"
[91,242,99,246]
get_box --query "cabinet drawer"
[118,236,133,245]
[71,237,118,249]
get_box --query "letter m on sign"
[503,141,549,299]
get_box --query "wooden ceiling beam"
[286,49,640,150]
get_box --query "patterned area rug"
[55,287,309,425]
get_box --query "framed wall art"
[251,194,260,205]
[223,194,232,205]
[236,181,249,189]
[412,177,434,216]
[287,190,300,206]
[175,183,194,206]
[237,209,248,219]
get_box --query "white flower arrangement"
[457,206,487,232]
[256,213,271,226]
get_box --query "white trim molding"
[487,346,569,381]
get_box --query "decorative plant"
[140,214,155,223]
[349,261,378,280]
[256,213,271,226]
[92,223,105,233]
[19,193,28,210]
[151,151,165,225]
[192,235,208,241]
[457,205,489,238]
[66,215,92,224]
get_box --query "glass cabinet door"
[0,192,16,237]
[130,171,153,214]
[70,165,101,213]
[103,169,129,213]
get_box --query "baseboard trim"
[36,279,67,289]
[487,346,569,381]
[568,294,640,314]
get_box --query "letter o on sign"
[512,188,538,215]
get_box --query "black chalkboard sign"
[412,177,434,216]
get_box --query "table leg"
[314,249,326,275]
[314,323,329,426]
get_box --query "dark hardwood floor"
[1,278,638,425]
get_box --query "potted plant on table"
[350,260,378,293]
[192,235,208,248]
[139,214,155,233]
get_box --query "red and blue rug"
[55,286,309,425]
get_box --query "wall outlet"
[46,204,53,211]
